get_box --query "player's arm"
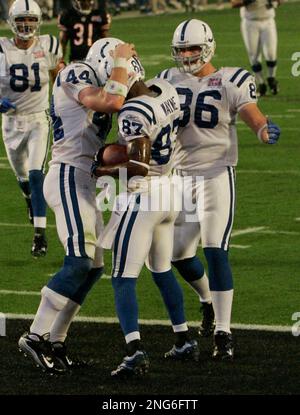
[59,30,69,63]
[49,59,66,84]
[79,43,136,112]
[92,137,151,178]
[239,103,281,144]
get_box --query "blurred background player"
[157,18,280,360]
[0,0,63,257]
[18,39,136,373]
[58,0,111,63]
[231,0,281,96]
[93,38,199,377]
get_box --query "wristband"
[257,123,268,142]
[104,80,128,97]
[113,57,128,69]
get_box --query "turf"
[0,320,299,395]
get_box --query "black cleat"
[199,302,215,337]
[164,339,200,362]
[51,341,92,370]
[212,331,234,360]
[267,77,279,95]
[25,198,33,225]
[18,332,64,373]
[31,233,47,258]
[258,83,267,97]
[111,350,150,377]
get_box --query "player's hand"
[114,43,137,61]
[91,148,104,177]
[0,97,16,113]
[266,118,281,144]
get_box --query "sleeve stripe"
[126,100,156,123]
[163,69,170,79]
[0,43,3,53]
[49,35,54,53]
[54,37,59,55]
[236,72,251,87]
[229,68,244,83]
[118,107,153,125]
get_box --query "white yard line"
[0,222,56,228]
[231,227,267,237]
[0,289,40,296]
[230,244,251,249]
[4,313,291,332]
[259,230,300,236]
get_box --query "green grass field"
[0,4,299,396]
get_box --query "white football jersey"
[240,0,275,20]
[117,78,181,181]
[0,35,62,114]
[157,67,257,173]
[49,62,112,173]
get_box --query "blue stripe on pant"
[113,195,141,277]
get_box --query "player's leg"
[241,18,266,95]
[2,118,33,224]
[201,167,235,360]
[262,18,278,94]
[111,193,156,376]
[27,113,51,257]
[147,208,199,362]
[49,173,104,368]
[19,166,97,371]
[171,173,214,336]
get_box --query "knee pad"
[172,257,205,282]
[29,169,44,187]
[47,256,93,300]
[72,267,104,305]
[252,62,262,72]
[203,248,233,291]
[29,169,46,217]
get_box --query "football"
[101,143,129,166]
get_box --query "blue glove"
[0,97,16,113]
[266,118,281,144]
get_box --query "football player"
[58,0,111,63]
[18,38,137,372]
[92,38,199,377]
[231,0,282,96]
[0,0,63,257]
[157,19,280,359]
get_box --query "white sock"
[255,72,265,85]
[33,217,47,229]
[210,289,233,333]
[187,273,211,303]
[268,66,277,78]
[30,286,69,337]
[49,299,81,343]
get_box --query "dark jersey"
[58,7,111,62]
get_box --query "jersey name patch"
[208,78,222,87]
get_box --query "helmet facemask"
[10,14,41,40]
[72,0,94,15]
